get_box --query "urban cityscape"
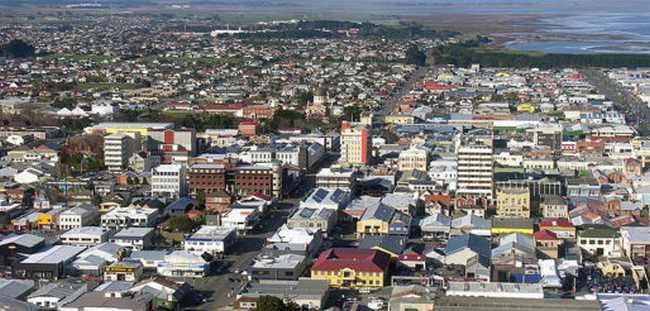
[1,1,650,311]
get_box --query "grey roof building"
[445,234,491,281]
[249,251,308,281]
[59,291,153,311]
[0,278,34,299]
[27,280,89,310]
[236,279,330,310]
[420,213,451,240]
[287,207,337,234]
[300,187,352,210]
[359,235,407,256]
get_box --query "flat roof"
[91,122,173,129]
[447,281,543,296]
[61,226,107,238]
[189,225,236,241]
[436,296,599,311]
[241,279,329,298]
[62,291,153,309]
[113,227,154,238]
[251,253,305,269]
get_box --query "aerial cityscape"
[1,1,650,311]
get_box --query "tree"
[196,190,206,209]
[255,296,299,311]
[405,45,426,66]
[270,109,306,130]
[163,215,198,233]
[294,90,314,107]
[2,39,35,58]
[342,106,363,122]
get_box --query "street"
[581,68,650,135]
[378,65,430,114]
[185,202,295,310]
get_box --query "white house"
[221,207,259,234]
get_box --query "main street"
[581,68,650,135]
[378,65,430,114]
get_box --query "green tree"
[255,296,299,311]
[270,109,306,130]
[342,106,363,122]
[405,45,426,66]
[2,39,35,58]
[163,215,198,233]
[294,90,314,107]
[196,190,206,209]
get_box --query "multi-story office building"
[456,133,494,215]
[188,163,227,195]
[151,164,187,199]
[104,133,134,173]
[234,161,283,198]
[340,122,371,165]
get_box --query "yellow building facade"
[496,187,531,218]
[356,218,389,238]
[311,268,386,289]
[384,115,415,125]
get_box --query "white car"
[367,298,385,310]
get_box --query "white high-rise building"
[340,121,371,165]
[456,133,494,215]
[104,133,133,173]
[151,164,187,198]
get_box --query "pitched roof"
[534,230,559,241]
[539,218,574,228]
[446,234,490,258]
[311,248,390,273]
[358,235,406,256]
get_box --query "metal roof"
[20,245,85,264]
